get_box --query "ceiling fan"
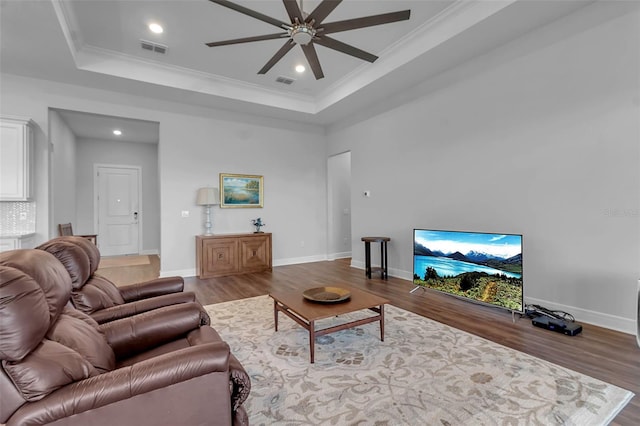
[205,0,411,80]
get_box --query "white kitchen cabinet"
[0,116,34,201]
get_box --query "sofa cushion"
[71,275,125,314]
[36,240,91,290]
[3,340,95,402]
[0,250,72,325]
[0,266,50,362]
[46,308,115,373]
[62,236,101,275]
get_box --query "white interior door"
[95,165,140,256]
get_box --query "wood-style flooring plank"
[104,257,639,425]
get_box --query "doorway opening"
[327,151,352,260]
[48,108,160,256]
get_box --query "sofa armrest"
[90,292,197,324]
[119,276,184,302]
[7,342,231,426]
[100,303,203,359]
[229,353,251,411]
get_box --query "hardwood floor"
[96,255,161,287]
[105,257,639,425]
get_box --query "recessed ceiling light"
[149,23,163,34]
[113,130,122,136]
[295,64,305,73]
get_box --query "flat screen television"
[413,229,523,313]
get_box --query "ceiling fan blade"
[306,0,342,24]
[208,0,290,29]
[301,44,324,80]
[320,10,411,34]
[314,36,377,63]
[206,33,288,47]
[258,40,296,75]
[282,0,304,22]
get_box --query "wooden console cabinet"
[196,233,272,278]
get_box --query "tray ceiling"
[1,0,595,124]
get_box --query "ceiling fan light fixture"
[289,24,315,45]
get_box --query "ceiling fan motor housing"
[290,23,316,45]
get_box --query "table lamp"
[196,187,219,235]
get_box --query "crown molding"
[52,0,517,115]
[75,45,318,113]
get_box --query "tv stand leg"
[410,286,425,294]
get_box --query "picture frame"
[220,173,264,208]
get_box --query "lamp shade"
[196,187,219,205]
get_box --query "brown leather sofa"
[0,249,250,425]
[37,236,210,325]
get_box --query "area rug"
[205,296,633,425]
[98,255,150,269]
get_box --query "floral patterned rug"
[205,296,633,425]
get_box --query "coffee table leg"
[309,320,315,364]
[380,304,385,341]
[274,300,279,331]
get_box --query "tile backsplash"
[0,201,36,235]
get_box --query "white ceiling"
[55,109,160,144]
[1,0,595,137]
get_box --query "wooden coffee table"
[269,286,389,363]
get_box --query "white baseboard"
[162,255,328,278]
[327,251,351,260]
[274,254,327,266]
[352,262,635,335]
[140,249,159,256]
[164,260,637,337]
[160,256,327,278]
[526,296,635,336]
[161,268,196,278]
[350,260,411,281]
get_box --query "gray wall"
[48,110,77,233]
[0,73,327,275]
[158,113,327,272]
[327,4,639,332]
[0,2,637,333]
[76,137,160,254]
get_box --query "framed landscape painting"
[220,173,263,208]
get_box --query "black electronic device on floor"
[532,315,582,336]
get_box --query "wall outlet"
[181,210,190,218]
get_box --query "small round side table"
[361,236,390,280]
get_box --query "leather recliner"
[37,236,210,325]
[0,249,250,425]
